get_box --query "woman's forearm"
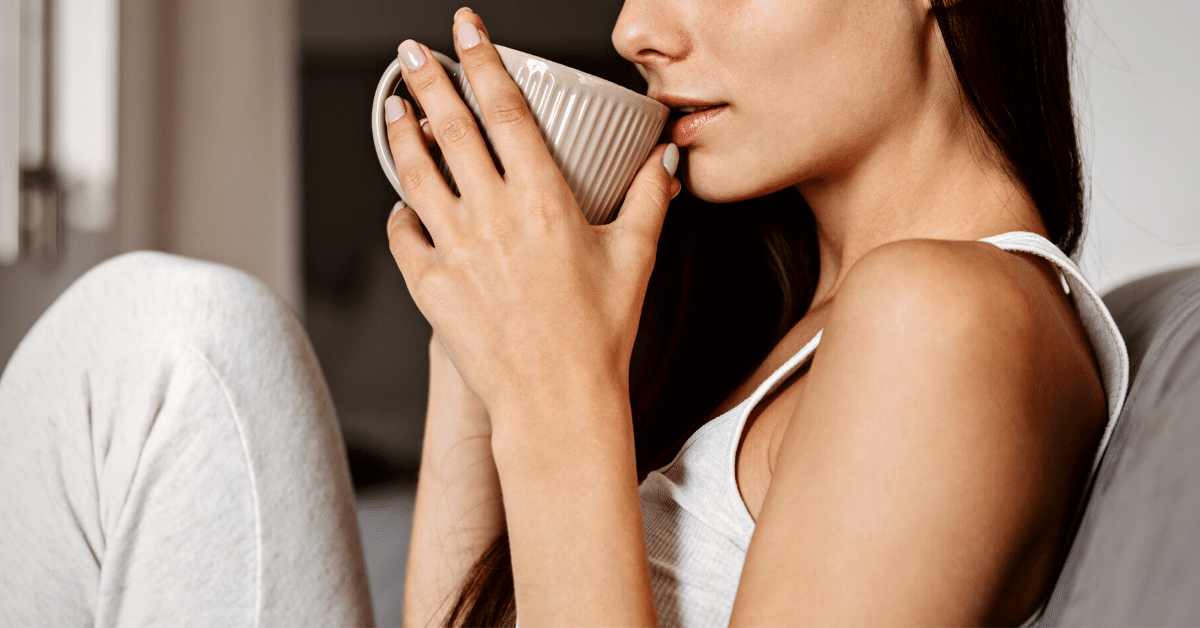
[404,336,505,627]
[490,379,657,627]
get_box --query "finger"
[419,117,436,149]
[397,38,502,194]
[453,6,491,39]
[452,10,559,179]
[386,200,436,279]
[612,143,678,244]
[386,95,456,235]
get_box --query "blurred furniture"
[1044,265,1200,625]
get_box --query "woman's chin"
[681,168,784,205]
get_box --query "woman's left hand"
[383,10,679,426]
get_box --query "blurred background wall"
[1074,0,1200,293]
[1,0,298,361]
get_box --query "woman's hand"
[383,10,680,428]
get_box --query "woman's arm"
[385,10,674,625]
[731,240,1106,626]
[487,379,657,626]
[403,335,504,627]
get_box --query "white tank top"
[637,231,1130,627]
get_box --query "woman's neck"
[797,107,1046,308]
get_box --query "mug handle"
[371,52,460,207]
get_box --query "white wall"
[1,0,299,370]
[118,0,301,309]
[1076,0,1200,292]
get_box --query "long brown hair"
[444,0,1086,624]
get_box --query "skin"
[393,2,1107,626]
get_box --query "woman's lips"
[667,105,727,147]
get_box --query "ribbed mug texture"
[376,46,668,225]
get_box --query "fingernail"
[662,143,679,177]
[398,40,426,71]
[389,200,408,220]
[453,7,472,21]
[419,117,431,133]
[385,96,405,123]
[457,22,481,50]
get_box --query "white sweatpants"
[0,252,374,626]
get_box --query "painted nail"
[419,117,431,134]
[662,143,679,177]
[385,96,405,123]
[389,200,407,220]
[398,40,426,71]
[457,22,481,50]
[453,7,472,21]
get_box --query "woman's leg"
[0,252,373,626]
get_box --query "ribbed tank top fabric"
[637,231,1130,627]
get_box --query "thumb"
[614,143,680,244]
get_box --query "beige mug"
[372,45,669,225]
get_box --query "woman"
[0,0,1126,626]
[390,1,1127,627]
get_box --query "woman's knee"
[22,250,335,439]
[70,252,290,334]
[41,252,308,370]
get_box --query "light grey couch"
[1042,266,1200,626]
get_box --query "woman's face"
[612,0,934,203]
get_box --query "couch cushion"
[1041,266,1200,626]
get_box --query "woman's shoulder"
[829,237,1076,352]
[813,235,1105,434]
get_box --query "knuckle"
[489,93,530,128]
[475,211,509,243]
[441,239,474,268]
[400,163,432,193]
[412,72,441,94]
[629,227,659,254]
[389,239,423,283]
[644,178,671,203]
[460,52,491,73]
[405,265,435,303]
[387,226,408,258]
[387,218,419,254]
[615,223,658,262]
[521,186,566,227]
[387,119,410,146]
[438,114,476,147]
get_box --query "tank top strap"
[749,331,824,407]
[732,231,1129,488]
[978,231,1130,479]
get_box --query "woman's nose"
[611,0,688,67]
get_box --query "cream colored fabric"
[638,232,1130,627]
[0,252,373,627]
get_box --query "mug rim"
[490,45,664,107]
[371,44,668,210]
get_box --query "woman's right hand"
[404,331,505,626]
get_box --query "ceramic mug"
[372,45,669,225]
